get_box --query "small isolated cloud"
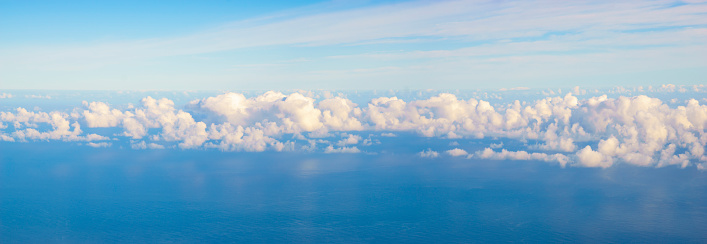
[475,148,570,167]
[324,145,360,153]
[489,142,503,149]
[446,148,468,157]
[336,134,362,146]
[419,148,439,158]
[380,132,396,137]
[86,142,111,148]
[131,141,166,150]
[148,143,166,149]
[0,93,12,99]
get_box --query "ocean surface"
[2,142,707,243]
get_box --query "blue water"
[2,143,707,243]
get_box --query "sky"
[0,0,707,170]
[1,0,706,90]
[2,2,707,241]
[0,0,707,168]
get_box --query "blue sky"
[3,2,707,242]
[0,0,706,170]
[1,0,705,90]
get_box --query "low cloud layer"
[1,90,706,170]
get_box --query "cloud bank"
[1,90,706,169]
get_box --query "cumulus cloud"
[324,145,361,153]
[419,148,439,158]
[571,96,706,168]
[87,142,111,148]
[131,141,166,150]
[575,146,612,168]
[0,93,12,99]
[475,148,570,167]
[489,142,503,149]
[0,133,14,142]
[446,148,469,157]
[336,134,361,146]
[190,91,363,134]
[1,90,706,169]
[1,108,108,142]
[83,101,125,127]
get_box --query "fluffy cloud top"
[446,148,469,157]
[1,90,706,170]
[1,108,107,142]
[190,92,363,134]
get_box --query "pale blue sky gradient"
[1,0,705,90]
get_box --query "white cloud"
[489,142,503,149]
[206,125,287,152]
[319,97,364,131]
[324,145,361,153]
[1,108,107,142]
[1,90,706,169]
[576,146,613,168]
[2,0,705,91]
[83,101,125,127]
[446,148,468,157]
[419,148,440,158]
[191,92,363,135]
[131,141,165,150]
[87,142,111,148]
[7,0,706,67]
[336,134,361,146]
[0,93,12,99]
[475,148,570,167]
[0,133,14,142]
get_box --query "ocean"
[1,142,706,243]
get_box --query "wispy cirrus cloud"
[1,0,705,89]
